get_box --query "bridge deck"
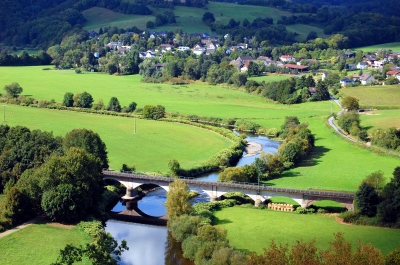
[103,170,354,199]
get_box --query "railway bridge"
[103,170,355,210]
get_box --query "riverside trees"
[0,126,110,228]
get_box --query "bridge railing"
[102,170,354,198]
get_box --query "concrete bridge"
[103,170,355,210]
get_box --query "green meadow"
[214,207,400,255]
[265,116,400,191]
[355,42,400,52]
[360,110,400,132]
[0,66,336,120]
[82,7,153,31]
[339,85,400,109]
[0,105,232,173]
[82,2,315,35]
[0,224,91,265]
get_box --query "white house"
[280,55,295,62]
[356,62,368,70]
[177,46,190,52]
[359,73,375,85]
[340,77,353,87]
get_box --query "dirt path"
[0,215,44,239]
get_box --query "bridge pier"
[255,199,262,207]
[210,195,219,201]
[126,187,139,197]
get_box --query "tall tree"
[355,182,379,217]
[63,92,74,107]
[165,179,192,224]
[3,82,23,98]
[63,129,108,169]
[342,96,359,111]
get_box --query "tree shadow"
[361,125,373,131]
[213,216,232,225]
[296,145,331,167]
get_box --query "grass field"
[360,110,400,132]
[355,42,400,52]
[0,66,337,120]
[285,24,330,42]
[248,74,290,83]
[1,105,233,173]
[339,85,400,109]
[214,207,400,255]
[0,223,91,265]
[82,3,301,34]
[264,116,400,191]
[82,7,153,31]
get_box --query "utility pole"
[134,115,136,134]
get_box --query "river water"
[106,134,281,265]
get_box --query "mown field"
[355,42,400,52]
[0,105,232,173]
[0,224,91,265]
[339,85,400,109]
[360,110,400,132]
[214,207,400,255]
[0,66,337,120]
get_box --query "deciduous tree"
[3,82,23,98]
[165,179,192,223]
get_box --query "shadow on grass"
[296,145,331,167]
[213,216,232,225]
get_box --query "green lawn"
[0,224,91,265]
[264,116,400,192]
[214,207,400,255]
[0,66,336,120]
[1,105,232,173]
[339,85,400,109]
[355,42,400,52]
[360,110,400,132]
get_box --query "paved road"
[0,215,43,239]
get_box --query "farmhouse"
[359,73,375,85]
[280,55,295,62]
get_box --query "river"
[106,134,281,265]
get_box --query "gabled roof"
[359,73,372,81]
[237,56,253,62]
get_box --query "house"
[308,87,316,95]
[280,55,295,62]
[236,43,248,50]
[160,44,172,51]
[207,41,219,50]
[340,78,354,87]
[356,62,368,70]
[107,41,122,50]
[193,48,205,56]
[348,74,360,82]
[373,60,384,69]
[359,73,375,85]
[177,46,190,52]
[346,63,356,70]
[237,56,253,63]
[396,73,400,82]
[229,60,243,71]
[386,70,399,78]
[241,62,250,72]
[344,51,355,58]
[284,64,309,72]
[256,56,271,62]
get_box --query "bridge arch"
[303,199,351,212]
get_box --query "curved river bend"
[106,134,281,265]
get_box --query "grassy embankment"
[1,66,399,191]
[0,224,91,265]
[82,3,325,40]
[214,207,400,255]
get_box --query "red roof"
[284,64,309,70]
[387,70,399,75]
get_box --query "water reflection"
[105,220,168,265]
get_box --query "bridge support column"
[255,199,262,207]
[210,195,218,202]
[126,187,138,197]
[126,200,138,211]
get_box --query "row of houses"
[229,55,308,73]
